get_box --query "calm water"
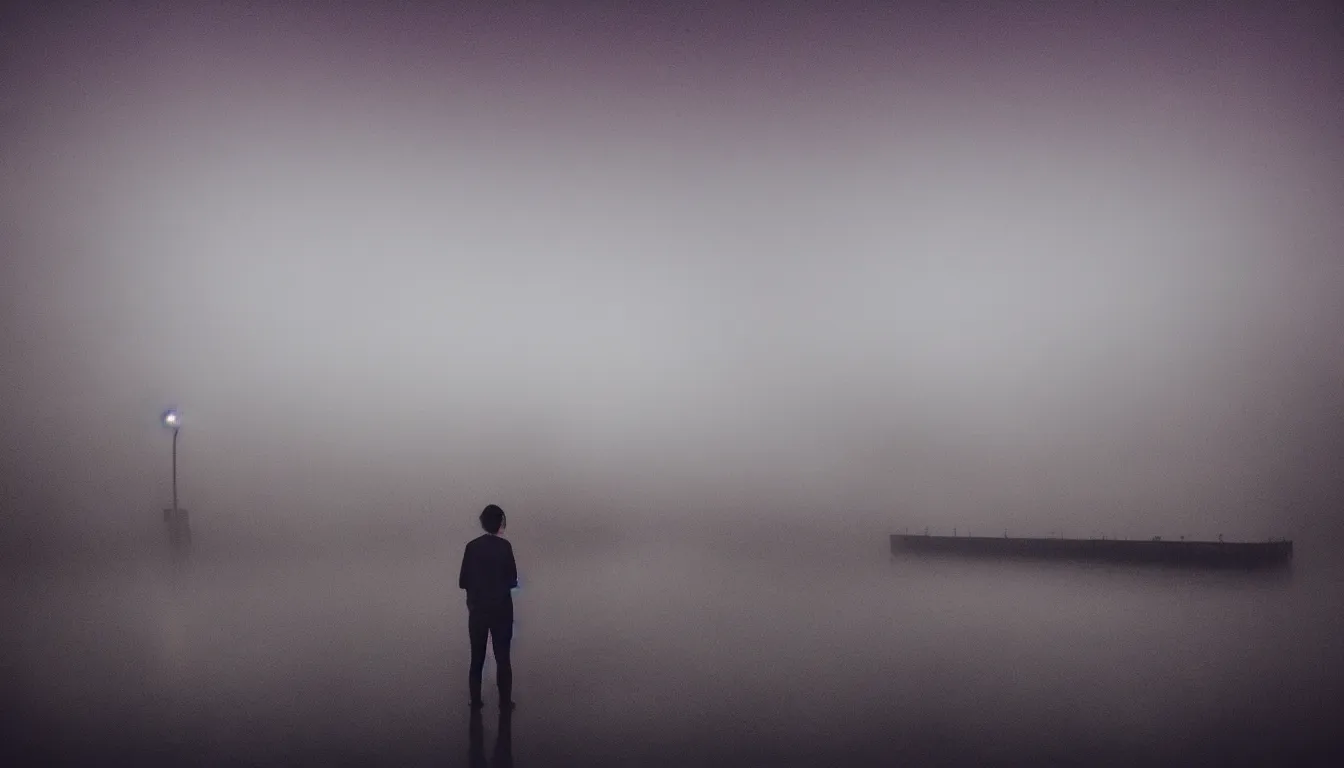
[4,534,1342,766]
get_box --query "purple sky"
[3,0,1342,546]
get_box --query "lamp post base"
[163,508,192,557]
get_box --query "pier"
[890,533,1293,569]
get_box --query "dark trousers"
[468,607,513,704]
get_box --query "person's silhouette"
[466,709,513,768]
[459,504,519,710]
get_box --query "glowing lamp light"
[162,409,180,428]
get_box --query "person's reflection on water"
[467,709,513,768]
[468,711,485,768]
[495,709,513,767]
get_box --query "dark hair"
[480,504,506,534]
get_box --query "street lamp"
[159,408,191,556]
[161,408,181,514]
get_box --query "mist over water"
[4,0,1343,549]
[3,0,1344,764]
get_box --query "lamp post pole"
[161,409,184,555]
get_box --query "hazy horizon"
[3,5,1344,760]
[5,1,1343,558]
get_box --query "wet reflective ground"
[4,537,1342,766]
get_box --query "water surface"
[4,534,1341,765]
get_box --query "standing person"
[459,504,518,710]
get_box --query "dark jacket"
[458,534,518,614]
